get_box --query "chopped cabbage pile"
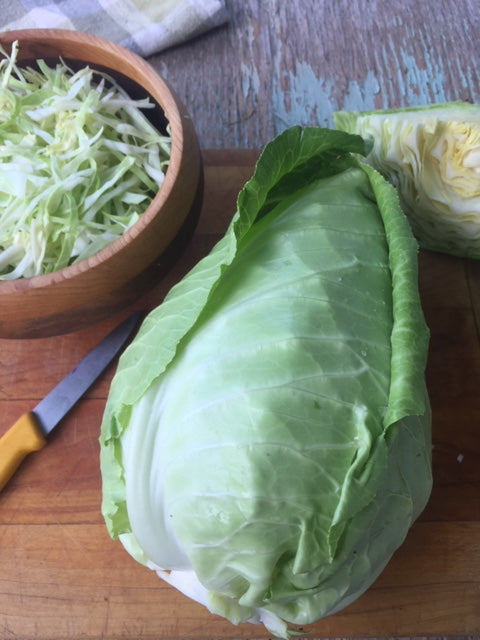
[0,41,171,279]
[100,127,432,638]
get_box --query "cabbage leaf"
[100,126,431,638]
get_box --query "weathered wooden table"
[1,2,480,638]
[152,0,480,149]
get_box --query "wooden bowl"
[0,29,203,339]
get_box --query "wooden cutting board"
[1,150,479,639]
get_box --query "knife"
[0,313,140,492]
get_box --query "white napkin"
[0,0,228,56]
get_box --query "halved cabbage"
[335,102,480,258]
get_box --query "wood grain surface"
[150,0,480,149]
[0,151,479,639]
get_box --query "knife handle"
[0,413,46,491]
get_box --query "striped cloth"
[0,0,228,56]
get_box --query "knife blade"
[0,313,140,491]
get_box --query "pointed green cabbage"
[334,102,480,258]
[100,127,431,639]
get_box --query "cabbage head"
[334,102,480,258]
[100,127,432,639]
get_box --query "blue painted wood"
[152,0,480,148]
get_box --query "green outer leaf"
[360,162,429,426]
[100,127,373,533]
[103,127,371,407]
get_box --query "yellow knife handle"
[0,413,46,491]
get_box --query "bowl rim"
[0,28,188,293]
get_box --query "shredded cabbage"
[0,40,171,279]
